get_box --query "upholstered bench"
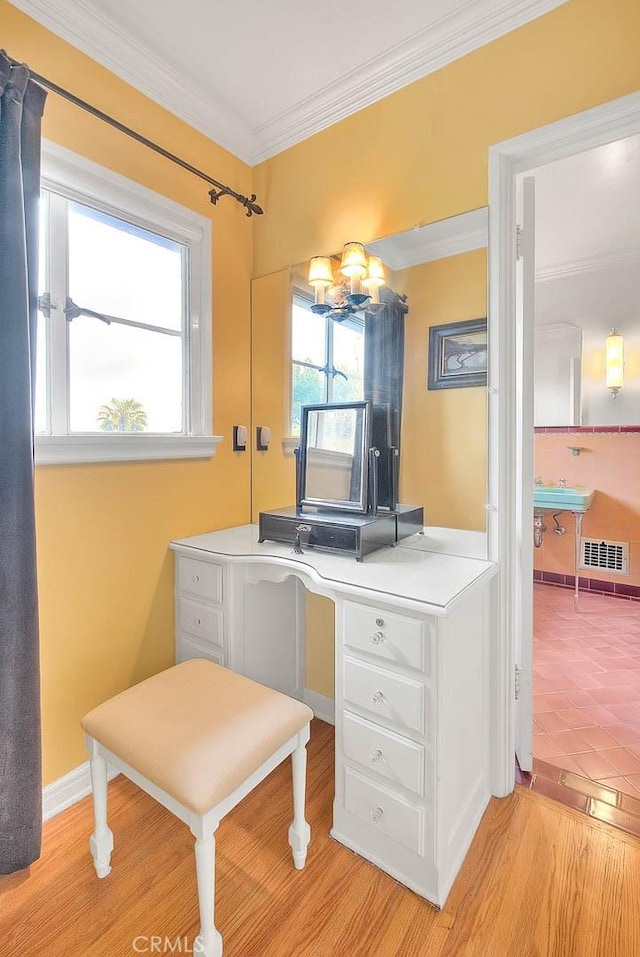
[81,659,313,957]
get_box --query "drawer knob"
[370,748,384,765]
[371,690,385,706]
[370,805,384,825]
[375,617,385,628]
[190,575,200,584]
[370,631,386,645]
[190,618,202,629]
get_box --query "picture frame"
[428,318,488,390]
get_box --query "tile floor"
[533,583,640,800]
[516,757,640,838]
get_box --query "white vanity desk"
[170,524,496,908]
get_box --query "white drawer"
[343,711,425,797]
[344,767,424,854]
[343,601,429,673]
[177,557,223,603]
[176,633,224,667]
[343,656,426,736]
[177,598,224,646]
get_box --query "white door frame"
[487,90,640,798]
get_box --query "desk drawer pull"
[344,712,425,796]
[343,602,428,673]
[345,657,425,734]
[177,598,224,647]
[345,767,424,852]
[178,558,223,602]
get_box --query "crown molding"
[9,0,567,166]
[536,246,640,282]
[368,207,488,271]
[251,0,569,163]
[8,0,255,163]
[534,321,582,343]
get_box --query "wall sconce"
[605,328,624,397]
[308,243,386,320]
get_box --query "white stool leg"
[88,741,114,879]
[288,724,311,870]
[192,829,223,957]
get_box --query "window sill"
[35,434,223,466]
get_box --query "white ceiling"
[531,133,640,276]
[10,0,566,165]
[532,133,640,426]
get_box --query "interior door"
[514,175,535,771]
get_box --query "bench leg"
[88,744,114,879]
[192,831,223,957]
[288,724,311,870]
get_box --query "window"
[35,141,217,464]
[290,294,364,435]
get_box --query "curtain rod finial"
[208,187,264,216]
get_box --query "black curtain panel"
[364,289,408,508]
[0,52,47,874]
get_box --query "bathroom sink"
[533,485,596,512]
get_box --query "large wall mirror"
[250,207,490,561]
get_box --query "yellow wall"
[305,595,335,699]
[251,0,640,698]
[252,0,640,279]
[250,270,296,520]
[3,1,253,785]
[395,250,487,531]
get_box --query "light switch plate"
[233,425,247,451]
[256,426,271,451]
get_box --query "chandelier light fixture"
[308,243,386,319]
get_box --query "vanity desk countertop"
[170,524,496,908]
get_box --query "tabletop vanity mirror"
[298,401,371,513]
[258,400,423,561]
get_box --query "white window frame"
[286,293,364,449]
[36,140,220,465]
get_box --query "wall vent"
[580,538,629,576]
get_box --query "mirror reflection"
[300,403,369,512]
[250,208,490,560]
[528,134,640,427]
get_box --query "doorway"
[487,91,640,800]
[525,141,640,810]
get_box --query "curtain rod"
[6,54,264,217]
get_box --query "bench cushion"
[81,660,313,815]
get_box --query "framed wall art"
[428,318,487,390]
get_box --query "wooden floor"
[2,720,640,957]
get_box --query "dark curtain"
[0,52,47,874]
[364,288,407,508]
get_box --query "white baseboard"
[42,760,119,822]
[303,689,335,725]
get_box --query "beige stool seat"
[81,659,313,957]
[82,659,312,815]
